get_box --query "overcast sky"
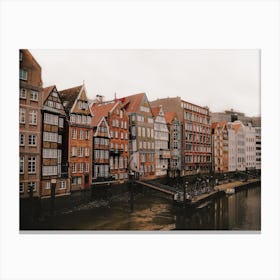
[30,49,260,116]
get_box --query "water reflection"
[176,186,261,230]
[31,185,260,231]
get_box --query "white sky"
[30,49,260,116]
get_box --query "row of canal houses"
[19,49,260,199]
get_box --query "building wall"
[127,96,156,180]
[19,50,42,198]
[255,127,261,170]
[41,89,70,197]
[235,123,246,171]
[108,104,129,181]
[151,98,211,175]
[244,124,256,169]
[168,119,182,177]
[68,124,93,191]
[92,119,110,180]
[228,124,237,172]
[153,107,170,176]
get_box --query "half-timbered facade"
[122,93,155,180]
[91,100,129,182]
[41,86,70,197]
[59,84,93,191]
[151,106,170,176]
[164,112,182,177]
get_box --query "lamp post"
[50,178,56,216]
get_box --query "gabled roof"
[151,106,160,118]
[90,102,117,127]
[164,112,177,124]
[43,85,56,104]
[58,85,83,112]
[122,93,145,113]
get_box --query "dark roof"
[58,85,83,112]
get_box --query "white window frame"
[59,181,66,189]
[20,182,24,193]
[20,134,25,146]
[29,110,37,125]
[20,88,26,99]
[28,157,36,174]
[72,163,76,173]
[85,163,89,173]
[45,182,51,189]
[20,69,27,80]
[28,134,37,146]
[19,108,26,124]
[59,118,64,128]
[20,156,24,174]
[30,90,38,101]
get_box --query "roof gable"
[43,85,66,116]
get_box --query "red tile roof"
[122,93,145,113]
[59,85,83,112]
[164,112,177,124]
[42,85,56,104]
[151,106,160,118]
[90,102,117,127]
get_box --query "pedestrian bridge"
[135,180,178,196]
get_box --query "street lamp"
[50,178,56,215]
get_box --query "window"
[29,110,37,125]
[72,163,76,173]
[72,147,77,157]
[20,182,24,193]
[20,88,26,99]
[58,135,62,144]
[85,130,89,140]
[138,127,141,137]
[43,149,58,159]
[44,113,58,125]
[115,131,118,138]
[59,181,66,189]
[19,108,26,124]
[20,156,24,174]
[59,118,64,128]
[142,127,145,137]
[48,101,54,107]
[30,90,38,101]
[28,182,36,192]
[20,69,27,80]
[78,163,83,172]
[28,134,37,146]
[80,130,84,140]
[19,51,23,61]
[20,134,25,146]
[43,132,58,142]
[72,129,77,139]
[45,182,51,189]
[42,165,58,176]
[85,147,89,157]
[78,147,83,157]
[70,115,76,123]
[28,157,36,174]
[87,116,91,125]
[85,163,89,172]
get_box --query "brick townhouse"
[90,100,129,182]
[150,97,212,175]
[58,84,93,191]
[19,50,43,198]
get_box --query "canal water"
[31,184,261,231]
